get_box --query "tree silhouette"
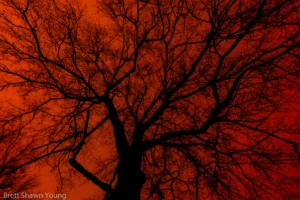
[0,120,36,199]
[0,0,300,199]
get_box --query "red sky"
[1,0,299,199]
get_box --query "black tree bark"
[109,147,146,200]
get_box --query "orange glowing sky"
[1,0,299,200]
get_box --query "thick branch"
[69,159,114,194]
[104,97,130,160]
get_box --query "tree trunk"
[109,148,146,200]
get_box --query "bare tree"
[0,0,300,199]
[0,119,36,199]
